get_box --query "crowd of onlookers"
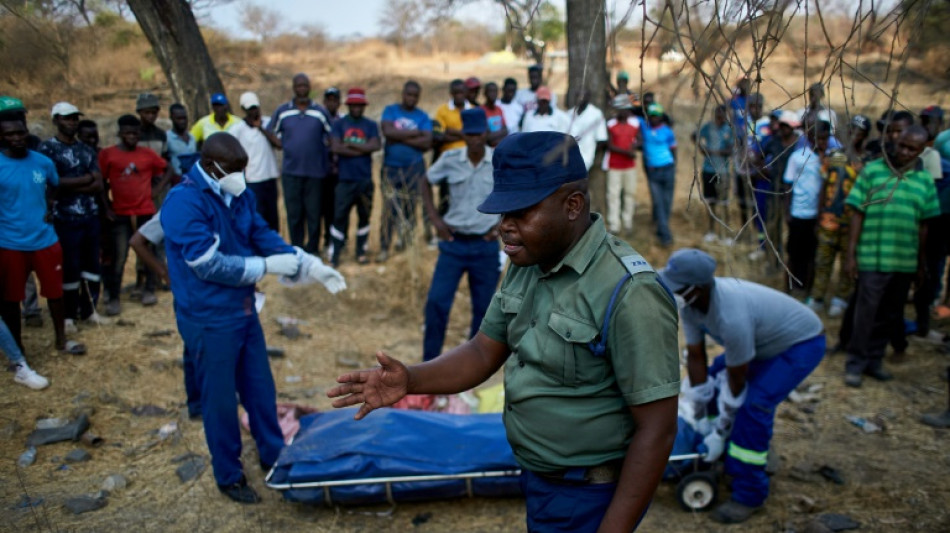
[1,62,949,392]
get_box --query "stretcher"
[265,407,717,511]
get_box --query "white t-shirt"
[680,278,824,366]
[230,120,279,184]
[783,147,823,219]
[521,108,570,135]
[138,210,164,245]
[568,104,608,170]
[497,100,524,134]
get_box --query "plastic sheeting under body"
[266,408,523,505]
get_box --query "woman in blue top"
[641,103,678,246]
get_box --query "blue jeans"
[646,164,676,245]
[423,239,500,360]
[708,334,825,507]
[520,470,650,532]
[380,163,425,252]
[181,314,284,485]
[0,317,25,365]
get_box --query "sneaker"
[828,298,847,318]
[844,373,862,388]
[748,249,765,261]
[14,364,49,390]
[915,329,946,345]
[703,232,717,243]
[804,297,824,313]
[711,500,761,524]
[863,367,893,381]
[105,299,121,316]
[218,476,261,504]
[83,311,111,326]
[921,410,950,428]
[63,318,78,335]
[141,292,158,306]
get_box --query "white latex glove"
[696,417,713,437]
[308,260,346,294]
[264,253,300,276]
[700,430,726,463]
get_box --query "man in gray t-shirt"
[659,249,825,524]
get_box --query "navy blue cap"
[461,108,487,134]
[210,93,228,105]
[477,132,587,214]
[658,248,717,292]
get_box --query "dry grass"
[2,33,950,533]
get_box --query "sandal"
[59,340,87,356]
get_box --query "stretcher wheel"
[675,471,718,512]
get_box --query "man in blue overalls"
[162,133,345,503]
[660,248,825,524]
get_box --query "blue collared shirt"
[268,100,332,179]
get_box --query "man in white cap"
[660,248,824,524]
[230,92,282,231]
[38,102,107,333]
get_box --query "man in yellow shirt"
[190,93,240,150]
[433,80,472,159]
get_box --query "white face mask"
[675,286,698,310]
[213,161,247,197]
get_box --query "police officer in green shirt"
[328,132,681,532]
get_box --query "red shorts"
[0,243,64,301]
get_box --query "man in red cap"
[464,77,481,108]
[329,88,381,267]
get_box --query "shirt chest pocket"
[545,313,607,385]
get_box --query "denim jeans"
[0,317,25,365]
[646,164,676,245]
[380,163,425,253]
[423,239,500,360]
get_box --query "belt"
[452,232,491,241]
[533,459,623,486]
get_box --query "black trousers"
[330,180,373,264]
[845,271,913,374]
[282,174,325,254]
[787,217,817,292]
[914,214,950,335]
[247,179,280,232]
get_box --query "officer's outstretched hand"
[327,352,410,420]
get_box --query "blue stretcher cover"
[266,408,523,505]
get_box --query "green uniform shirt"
[846,159,939,273]
[479,214,681,472]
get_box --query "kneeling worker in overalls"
[660,248,825,524]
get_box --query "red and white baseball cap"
[345,88,367,105]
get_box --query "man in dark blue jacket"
[161,133,345,503]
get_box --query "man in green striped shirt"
[843,125,939,387]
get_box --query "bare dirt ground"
[2,54,950,532]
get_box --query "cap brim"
[657,269,688,293]
[477,183,561,215]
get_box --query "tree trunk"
[127,0,224,118]
[566,0,608,111]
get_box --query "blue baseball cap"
[461,108,487,135]
[477,132,587,215]
[210,93,228,105]
[658,248,717,292]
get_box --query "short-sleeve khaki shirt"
[480,214,680,472]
